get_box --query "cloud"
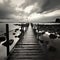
[0,0,16,19]
[42,0,60,13]
[28,10,60,22]
[0,0,60,22]
[0,0,28,22]
[20,0,47,13]
[20,0,46,8]
[20,0,60,13]
[20,0,60,22]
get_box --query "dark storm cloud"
[0,0,15,19]
[40,0,60,13]
[20,0,37,8]
[0,0,59,19]
[0,0,60,22]
[20,0,46,10]
[20,0,60,13]
[0,7,13,19]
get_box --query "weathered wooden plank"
[7,24,47,60]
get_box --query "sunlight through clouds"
[24,5,34,13]
[44,10,60,17]
[28,13,43,20]
[0,0,60,22]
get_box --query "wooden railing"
[32,23,60,52]
[0,23,29,57]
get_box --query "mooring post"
[37,24,39,39]
[6,24,9,56]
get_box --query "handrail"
[0,23,29,37]
[0,23,29,57]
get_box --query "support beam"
[6,24,9,56]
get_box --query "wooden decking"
[7,24,47,60]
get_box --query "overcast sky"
[0,0,60,22]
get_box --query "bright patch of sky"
[0,0,3,3]
[0,0,60,22]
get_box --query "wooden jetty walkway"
[7,24,47,60]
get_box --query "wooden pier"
[7,24,47,60]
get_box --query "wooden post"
[6,24,9,56]
[37,24,39,39]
